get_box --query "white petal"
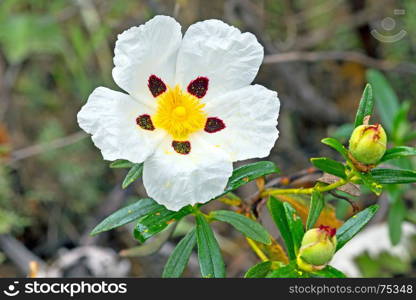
[176,19,263,100]
[77,87,165,163]
[143,136,233,211]
[202,84,280,161]
[112,15,182,104]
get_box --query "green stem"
[192,205,214,221]
[246,237,269,262]
[262,170,357,198]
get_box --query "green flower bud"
[297,225,337,272]
[349,124,387,165]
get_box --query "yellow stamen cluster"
[153,85,207,140]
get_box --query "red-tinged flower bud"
[349,124,387,165]
[297,225,337,272]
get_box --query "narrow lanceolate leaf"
[366,69,400,133]
[122,163,143,189]
[282,202,304,254]
[370,168,416,184]
[404,131,416,143]
[336,204,379,251]
[392,101,411,144]
[321,138,348,160]
[110,159,134,169]
[380,146,416,163]
[134,205,193,243]
[224,161,280,194]
[388,195,406,246]
[354,83,374,128]
[90,198,161,236]
[162,229,197,278]
[306,190,325,230]
[267,197,295,260]
[244,261,272,278]
[310,157,346,179]
[311,265,347,278]
[211,210,271,245]
[195,214,225,278]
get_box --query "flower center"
[172,106,187,118]
[152,85,207,140]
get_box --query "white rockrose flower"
[77,15,280,211]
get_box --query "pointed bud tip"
[318,225,336,237]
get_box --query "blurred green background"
[0,0,415,277]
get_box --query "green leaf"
[358,172,383,195]
[370,168,416,184]
[404,131,416,143]
[162,229,197,278]
[331,123,354,142]
[321,138,348,160]
[354,84,374,128]
[122,163,143,189]
[388,191,406,246]
[120,225,175,257]
[267,197,296,260]
[266,261,309,278]
[336,204,379,251]
[244,261,272,278]
[224,161,280,194]
[388,204,405,246]
[311,265,347,278]
[0,15,64,64]
[195,214,225,278]
[283,202,304,254]
[366,69,400,133]
[90,198,161,236]
[134,205,192,243]
[306,190,325,230]
[110,159,134,169]
[380,146,416,163]
[392,101,411,144]
[211,210,271,245]
[311,157,346,179]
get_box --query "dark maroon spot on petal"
[187,76,209,98]
[136,114,155,131]
[148,75,167,97]
[172,141,191,155]
[204,117,226,133]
